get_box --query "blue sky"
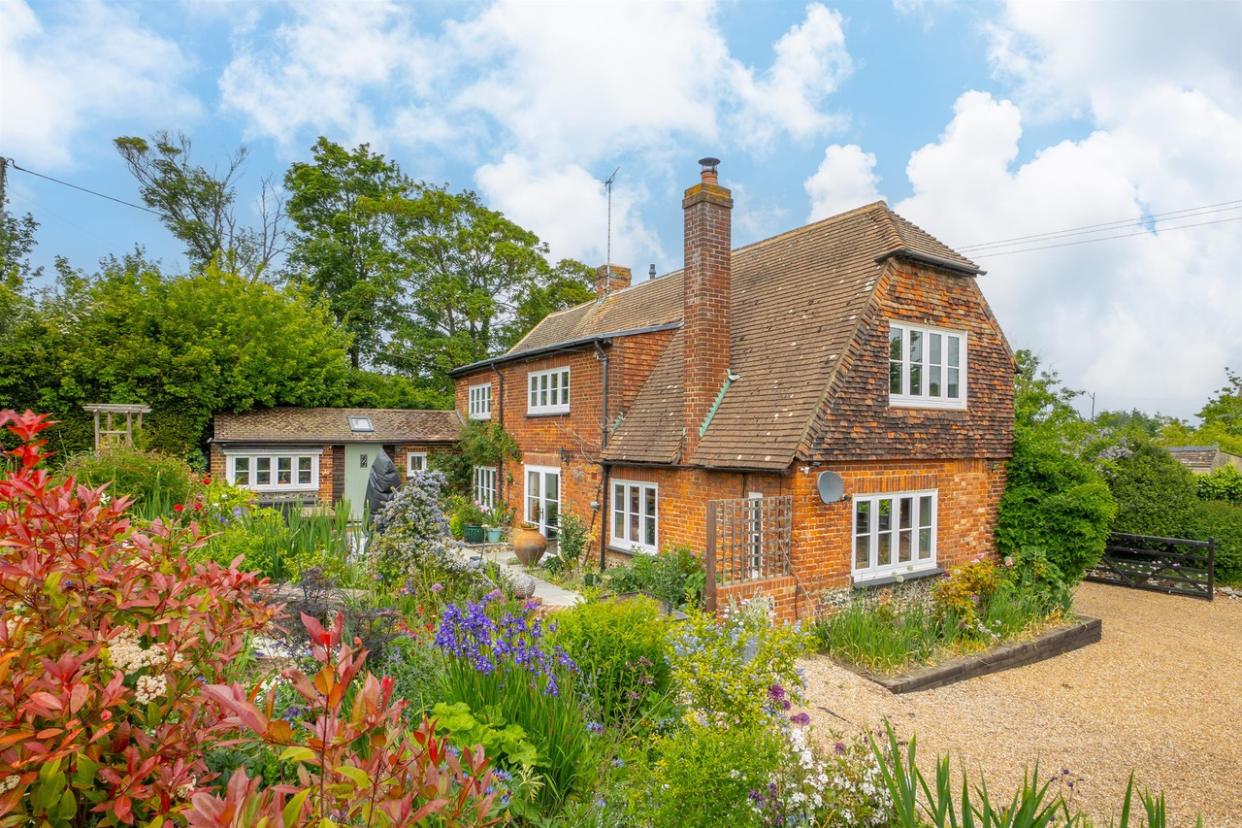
[3,0,1240,419]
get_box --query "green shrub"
[1100,437,1199,537]
[551,596,672,729]
[431,700,541,769]
[64,446,199,515]
[1006,545,1073,614]
[557,510,590,569]
[606,544,705,609]
[813,598,948,673]
[194,502,354,583]
[932,558,1001,630]
[997,427,1117,584]
[645,723,785,828]
[1184,499,1242,585]
[668,596,810,728]
[1198,464,1242,504]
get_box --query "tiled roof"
[213,407,462,444]
[1168,445,1225,470]
[599,202,976,470]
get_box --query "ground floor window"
[524,465,560,538]
[407,451,428,476]
[852,489,937,582]
[226,452,318,491]
[474,466,497,510]
[612,480,657,553]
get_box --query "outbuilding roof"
[212,407,462,444]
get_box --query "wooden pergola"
[83,403,151,451]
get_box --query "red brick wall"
[806,260,1015,462]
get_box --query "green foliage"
[554,510,590,569]
[932,558,1002,629]
[643,723,786,828]
[605,544,706,609]
[1098,436,1198,537]
[667,597,810,728]
[551,596,672,729]
[1160,368,1242,457]
[64,446,198,511]
[997,352,1117,584]
[1198,464,1242,504]
[435,421,521,499]
[284,137,411,367]
[1006,545,1073,614]
[114,131,283,280]
[432,701,541,769]
[813,596,950,673]
[1184,499,1242,585]
[193,503,355,584]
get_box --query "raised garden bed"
[847,615,1102,694]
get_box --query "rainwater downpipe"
[490,362,505,504]
[595,341,611,571]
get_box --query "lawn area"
[800,581,1242,828]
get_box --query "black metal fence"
[1086,532,1215,600]
[705,495,793,590]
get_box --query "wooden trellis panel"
[705,494,793,594]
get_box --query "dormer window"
[888,323,967,410]
[527,367,570,415]
[348,415,374,433]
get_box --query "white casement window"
[468,383,492,420]
[611,480,658,553]
[524,465,560,538]
[473,466,497,510]
[226,451,319,492]
[888,323,967,409]
[407,451,428,476]
[527,367,570,415]
[852,490,937,583]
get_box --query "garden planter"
[463,524,485,544]
[485,526,504,543]
[512,527,547,566]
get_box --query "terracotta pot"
[512,526,547,567]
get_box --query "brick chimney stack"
[595,264,632,300]
[682,157,732,458]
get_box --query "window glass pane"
[877,499,892,566]
[947,367,960,399]
[277,456,292,484]
[613,488,625,539]
[889,329,903,394]
[855,538,870,569]
[545,500,558,537]
[545,471,558,500]
[899,496,913,530]
[919,495,934,528]
[560,371,570,405]
[929,333,941,365]
[929,366,942,397]
[877,531,891,566]
[256,457,271,485]
[877,498,892,533]
[629,487,640,540]
[889,327,903,361]
[855,500,870,536]
[298,456,312,484]
[919,528,933,559]
[232,457,250,486]
[947,335,960,368]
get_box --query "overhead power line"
[969,215,1242,259]
[3,157,159,215]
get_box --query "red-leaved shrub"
[0,410,280,824]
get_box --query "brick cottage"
[450,159,1015,620]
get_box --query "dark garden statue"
[365,449,401,527]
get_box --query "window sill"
[526,410,570,418]
[468,414,492,421]
[608,543,657,556]
[889,396,966,411]
[851,565,944,589]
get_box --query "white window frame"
[474,466,497,511]
[407,451,428,476]
[224,449,320,493]
[524,464,561,538]
[527,367,570,415]
[746,491,764,577]
[468,383,492,420]
[610,479,659,554]
[888,322,967,410]
[851,489,938,584]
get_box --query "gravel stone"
[799,582,1242,827]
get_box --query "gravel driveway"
[800,582,1242,827]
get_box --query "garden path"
[800,582,1242,828]
[458,544,583,609]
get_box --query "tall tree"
[283,138,410,368]
[114,132,285,280]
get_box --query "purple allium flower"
[768,684,786,701]
[431,582,444,593]
[587,721,604,734]
[789,711,811,727]
[834,741,847,755]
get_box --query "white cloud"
[0,0,199,168]
[894,89,1242,419]
[474,154,663,272]
[805,144,882,221]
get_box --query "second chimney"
[682,157,732,457]
[595,264,632,300]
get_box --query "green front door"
[343,444,378,521]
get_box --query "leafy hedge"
[1184,499,1242,585]
[1099,437,1199,537]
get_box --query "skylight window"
[348,415,374,433]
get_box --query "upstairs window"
[527,368,570,415]
[468,383,492,420]
[889,323,966,409]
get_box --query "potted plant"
[512,521,548,567]
[459,500,486,544]
[484,503,512,544]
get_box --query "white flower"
[0,775,18,794]
[135,674,167,704]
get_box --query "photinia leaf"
[283,788,311,828]
[278,746,315,764]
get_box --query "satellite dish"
[817,471,844,504]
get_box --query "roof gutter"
[448,321,683,377]
[874,248,984,277]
